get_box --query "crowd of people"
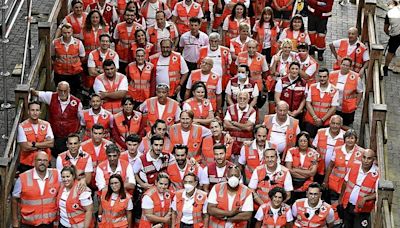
[12,0,386,227]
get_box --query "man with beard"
[167,144,203,190]
[57,133,93,185]
[113,8,144,73]
[201,119,233,165]
[17,101,54,173]
[150,39,189,98]
[80,94,113,141]
[147,11,178,52]
[249,148,293,206]
[199,144,235,192]
[207,165,253,227]
[93,60,128,114]
[95,143,136,192]
[139,83,181,133]
[133,134,175,190]
[12,151,60,228]
[169,110,212,161]
[238,125,274,184]
[292,183,334,227]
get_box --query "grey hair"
[209,32,221,40]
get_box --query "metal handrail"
[3,0,24,39]
[19,0,32,84]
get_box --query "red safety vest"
[288,147,318,192]
[97,160,130,189]
[19,168,59,226]
[304,83,338,126]
[131,42,154,60]
[294,199,332,227]
[58,150,91,175]
[242,142,274,181]
[329,70,360,113]
[167,160,200,190]
[169,124,204,161]
[100,189,132,227]
[150,51,182,96]
[113,110,142,141]
[333,39,367,73]
[141,135,174,154]
[173,189,207,227]
[279,76,307,112]
[259,202,291,227]
[82,109,112,140]
[224,16,251,47]
[88,2,115,26]
[115,21,144,62]
[96,73,126,114]
[201,135,233,166]
[82,25,109,56]
[229,77,257,104]
[126,61,154,102]
[174,2,202,34]
[207,161,234,189]
[53,38,83,75]
[198,46,231,87]
[254,165,290,205]
[254,20,279,54]
[48,93,81,138]
[263,114,298,155]
[184,98,212,120]
[147,23,177,46]
[237,51,265,90]
[65,12,87,37]
[190,69,220,110]
[145,97,179,131]
[19,119,52,166]
[284,28,308,51]
[139,186,172,228]
[139,152,170,184]
[314,128,344,175]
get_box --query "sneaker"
[383,66,389,76]
[339,0,346,6]
[317,50,324,61]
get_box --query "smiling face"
[57,83,70,101]
[271,191,284,208]
[61,170,75,188]
[264,149,278,169]
[123,100,134,115]
[110,177,122,193]
[72,2,83,16]
[135,31,146,44]
[292,18,303,31]
[90,12,101,26]
[307,187,321,206]
[344,135,357,148]
[135,50,146,65]
[156,177,169,193]
[214,148,226,165]
[28,103,41,121]
[210,121,222,137]
[180,112,193,130]
[34,152,49,173]
[100,35,111,50]
[298,135,309,151]
[67,136,80,155]
[193,86,206,100]
[174,148,188,166]
[235,5,244,17]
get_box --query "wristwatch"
[223,216,228,220]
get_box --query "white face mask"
[238,73,247,80]
[228,176,240,188]
[184,184,195,192]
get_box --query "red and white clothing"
[87,48,120,69]
[37,92,83,119]
[254,204,294,224]
[332,39,370,63]
[329,71,364,112]
[140,0,172,28]
[58,187,92,227]
[56,150,94,174]
[95,160,136,190]
[171,189,208,224]
[179,31,209,63]
[312,128,345,169]
[146,21,178,52]
[132,152,175,183]
[225,78,260,101]
[292,199,335,224]
[344,164,379,206]
[93,74,129,94]
[248,164,294,191]
[224,104,256,123]
[153,54,189,86]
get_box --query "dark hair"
[230,3,247,21]
[189,16,201,24]
[157,172,170,184]
[289,62,301,69]
[71,0,83,8]
[125,134,141,143]
[126,1,141,19]
[237,64,250,74]
[259,6,275,29]
[67,133,81,142]
[28,101,41,109]
[213,143,226,152]
[151,119,167,135]
[134,29,147,43]
[268,186,287,200]
[341,57,353,65]
[85,10,106,32]
[150,134,164,145]
[124,8,136,16]
[210,119,223,128]
[344,129,358,140]
[99,33,111,41]
[155,10,166,18]
[160,39,173,47]
[106,143,120,155]
[92,123,104,131]
[319,68,329,75]
[297,43,309,51]
[173,144,188,154]
[183,172,199,185]
[308,182,322,192]
[121,96,135,106]
[61,166,78,180]
[103,59,116,68]
[253,124,268,136]
[295,131,312,148]
[105,174,127,201]
[191,81,208,99]
[180,110,194,119]
[289,14,305,32]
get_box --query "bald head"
[57,81,70,101]
[276,101,289,110]
[348,27,359,43]
[34,151,50,172]
[361,149,376,170]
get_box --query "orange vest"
[224,17,251,46]
[113,110,142,140]
[263,115,298,155]
[259,203,291,227]
[198,46,231,86]
[328,145,363,193]
[209,183,251,228]
[289,147,318,192]
[314,128,344,175]
[304,84,338,126]
[254,20,279,55]
[82,109,112,141]
[190,69,220,110]
[254,165,290,205]
[81,138,111,168]
[139,187,172,228]
[150,51,182,96]
[19,168,59,226]
[229,77,257,104]
[294,199,332,227]
[227,104,256,155]
[131,42,154,60]
[91,49,118,70]
[141,135,174,154]
[65,13,87,37]
[147,24,177,46]
[329,70,360,113]
[342,162,379,213]
[97,160,129,189]
[243,142,275,182]
[127,61,154,102]
[57,183,91,227]
[284,28,307,51]
[175,2,202,34]
[333,40,367,73]
[82,26,109,56]
[169,124,203,161]
[19,119,52,166]
[184,98,212,120]
[299,57,319,85]
[100,190,132,227]
[58,150,91,175]
[145,97,179,131]
[237,51,265,89]
[272,0,293,11]
[201,135,233,166]
[115,22,144,62]
[53,38,83,75]
[140,0,166,19]
[173,189,207,227]
[167,160,200,190]
[96,73,126,114]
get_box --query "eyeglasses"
[156,83,169,89]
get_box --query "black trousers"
[343,203,371,228]
[180,222,194,228]
[54,73,81,97]
[21,223,53,228]
[52,136,68,157]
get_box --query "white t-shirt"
[93,74,129,94]
[265,114,301,153]
[224,104,256,123]
[332,39,370,62]
[155,54,189,85]
[278,29,311,45]
[312,128,345,168]
[238,140,272,165]
[344,164,379,205]
[248,165,294,191]
[306,83,339,107]
[17,122,54,143]
[186,72,222,94]
[205,46,232,77]
[183,99,213,113]
[171,189,208,224]
[87,49,120,69]
[179,31,209,63]
[59,189,92,227]
[330,72,364,111]
[139,99,182,123]
[199,165,227,185]
[292,199,335,224]
[252,23,280,49]
[95,160,136,191]
[142,192,165,209]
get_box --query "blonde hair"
[280,38,293,49]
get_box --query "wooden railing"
[0,0,67,226]
[357,0,395,227]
